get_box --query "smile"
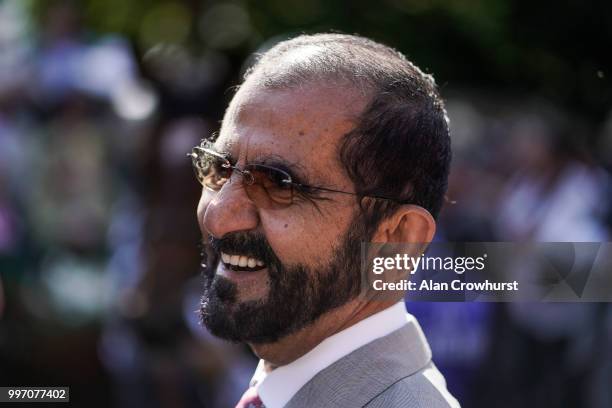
[220,251,266,271]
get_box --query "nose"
[199,179,259,239]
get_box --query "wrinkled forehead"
[214,83,367,183]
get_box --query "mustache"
[205,231,279,266]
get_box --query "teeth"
[221,252,265,268]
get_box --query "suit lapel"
[285,317,432,408]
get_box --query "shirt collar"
[250,301,410,408]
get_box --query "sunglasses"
[188,145,407,209]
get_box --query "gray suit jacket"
[284,317,460,408]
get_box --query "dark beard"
[198,215,368,344]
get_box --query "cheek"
[260,205,354,266]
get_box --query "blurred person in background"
[472,107,612,408]
[0,1,253,406]
[496,109,608,242]
[194,33,459,408]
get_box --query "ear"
[371,205,436,244]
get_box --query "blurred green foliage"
[25,0,611,120]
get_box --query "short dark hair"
[245,33,451,235]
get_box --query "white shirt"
[249,302,411,408]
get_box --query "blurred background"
[0,0,610,407]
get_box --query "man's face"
[197,82,369,344]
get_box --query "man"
[191,33,459,407]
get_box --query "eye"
[270,170,291,188]
[267,167,292,189]
[251,165,292,190]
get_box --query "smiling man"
[192,33,459,408]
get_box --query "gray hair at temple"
[242,33,451,237]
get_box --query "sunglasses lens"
[245,165,293,209]
[191,149,231,190]
[191,149,294,208]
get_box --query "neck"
[248,297,399,367]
